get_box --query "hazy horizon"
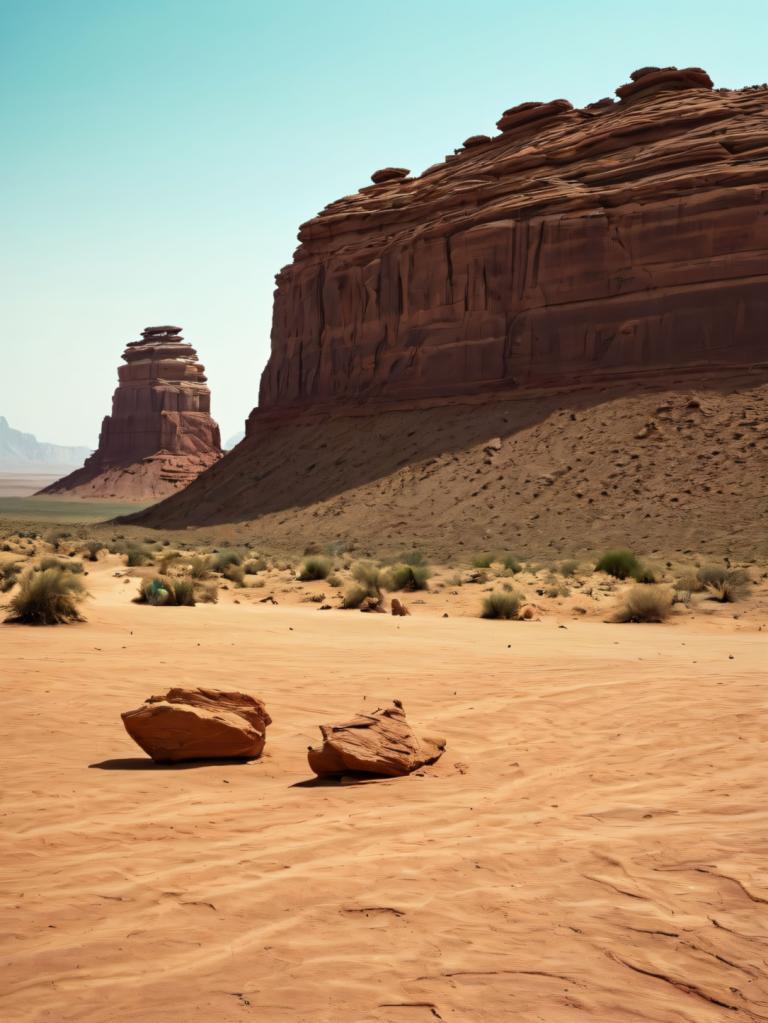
[2,0,766,446]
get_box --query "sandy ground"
[0,473,64,498]
[1,561,767,1022]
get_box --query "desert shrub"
[472,552,495,569]
[136,575,195,607]
[467,569,488,584]
[327,573,342,588]
[383,562,430,591]
[5,567,86,625]
[244,557,267,574]
[37,556,84,574]
[546,584,570,598]
[194,582,218,603]
[447,575,463,586]
[632,565,657,584]
[0,562,22,593]
[596,549,640,580]
[675,571,703,593]
[81,540,105,562]
[211,549,242,572]
[705,569,749,603]
[187,555,212,579]
[696,565,729,588]
[222,563,245,586]
[342,561,385,609]
[613,585,673,623]
[501,553,522,573]
[45,530,70,548]
[171,577,196,606]
[298,555,332,581]
[341,584,374,609]
[481,590,522,619]
[137,577,172,605]
[560,559,579,577]
[125,543,154,567]
[351,561,383,591]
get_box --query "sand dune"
[2,562,766,1021]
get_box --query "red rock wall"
[258,69,768,413]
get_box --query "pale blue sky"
[1,0,766,445]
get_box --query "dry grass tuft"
[298,555,333,581]
[480,590,522,619]
[5,568,87,625]
[612,584,673,623]
[136,576,196,607]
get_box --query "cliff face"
[132,68,768,548]
[259,67,768,413]
[42,326,222,500]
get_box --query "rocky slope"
[42,326,222,500]
[0,417,91,471]
[134,68,768,549]
[128,369,768,559]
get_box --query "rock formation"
[307,700,445,778]
[122,687,271,762]
[258,67,767,410]
[129,69,768,555]
[40,326,221,500]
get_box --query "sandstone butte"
[129,67,768,545]
[259,66,767,408]
[41,326,222,500]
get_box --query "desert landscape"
[1,528,766,1021]
[2,5,767,1020]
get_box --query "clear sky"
[1,0,766,446]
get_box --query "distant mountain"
[224,430,245,450]
[0,417,91,471]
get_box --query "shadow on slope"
[121,370,768,558]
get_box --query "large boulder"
[307,700,445,778]
[121,687,271,763]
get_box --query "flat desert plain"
[1,559,767,1022]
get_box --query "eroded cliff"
[132,69,768,547]
[259,67,768,411]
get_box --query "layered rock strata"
[258,67,768,412]
[41,326,221,500]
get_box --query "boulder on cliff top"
[371,166,410,184]
[122,687,271,762]
[462,134,492,148]
[617,66,713,103]
[496,98,572,133]
[307,699,445,778]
